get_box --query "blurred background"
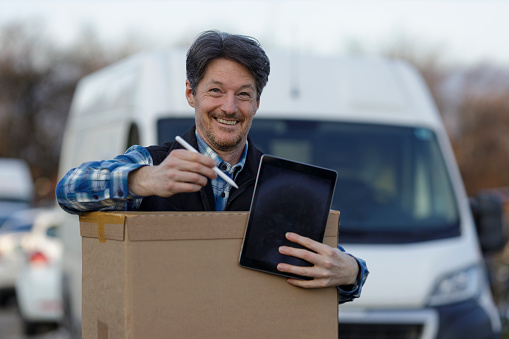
[1,0,508,204]
[0,0,508,338]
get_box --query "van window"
[157,118,196,145]
[158,118,460,244]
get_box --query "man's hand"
[128,149,217,197]
[277,232,359,289]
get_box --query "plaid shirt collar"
[195,132,248,178]
[195,132,248,211]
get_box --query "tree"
[0,21,138,203]
[453,70,509,195]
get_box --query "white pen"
[175,136,239,189]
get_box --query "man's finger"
[171,149,217,168]
[165,150,217,179]
[285,277,330,289]
[278,245,320,265]
[277,262,318,278]
[284,232,330,254]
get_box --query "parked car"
[0,157,34,231]
[16,208,63,335]
[0,158,34,203]
[0,201,30,230]
[0,208,39,306]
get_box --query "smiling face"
[186,58,260,157]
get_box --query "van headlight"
[428,265,482,306]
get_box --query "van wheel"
[22,320,38,336]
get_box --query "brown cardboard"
[80,211,340,339]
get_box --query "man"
[56,30,368,301]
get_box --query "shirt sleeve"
[336,245,369,304]
[55,145,153,214]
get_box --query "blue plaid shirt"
[55,145,152,214]
[195,133,247,211]
[55,136,248,214]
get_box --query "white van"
[57,50,503,338]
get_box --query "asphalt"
[0,296,68,339]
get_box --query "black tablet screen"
[239,155,337,280]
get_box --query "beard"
[207,132,243,152]
[197,113,252,153]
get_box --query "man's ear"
[185,79,195,108]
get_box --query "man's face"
[186,58,259,154]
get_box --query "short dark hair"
[186,30,270,100]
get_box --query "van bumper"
[339,298,501,339]
[435,299,501,339]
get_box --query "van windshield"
[158,118,460,244]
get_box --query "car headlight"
[428,265,482,306]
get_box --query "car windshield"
[0,201,30,230]
[158,118,460,244]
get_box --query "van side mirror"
[470,192,506,254]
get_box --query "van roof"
[69,49,444,130]
[259,52,442,129]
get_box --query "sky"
[1,0,509,68]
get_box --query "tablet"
[239,155,338,280]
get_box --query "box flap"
[79,212,127,242]
[127,210,339,241]
[126,212,248,241]
[79,210,339,242]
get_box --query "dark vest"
[138,127,263,212]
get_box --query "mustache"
[214,113,244,121]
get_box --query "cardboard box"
[80,211,340,338]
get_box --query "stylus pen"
[175,136,239,189]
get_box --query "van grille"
[338,323,423,339]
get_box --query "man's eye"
[209,88,223,96]
[239,92,251,98]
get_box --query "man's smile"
[215,117,238,125]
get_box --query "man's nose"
[221,92,238,114]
